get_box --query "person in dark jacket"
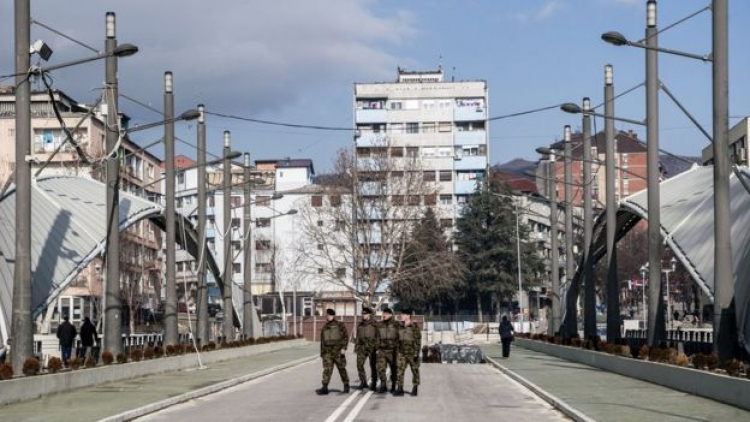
[79,317,98,360]
[56,315,77,366]
[499,315,515,358]
[354,307,379,390]
[376,308,399,393]
[316,308,350,395]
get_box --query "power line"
[204,110,353,131]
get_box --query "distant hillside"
[492,158,537,177]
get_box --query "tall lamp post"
[196,104,209,345]
[640,265,648,327]
[222,131,234,342]
[603,64,621,344]
[242,153,259,339]
[163,71,178,347]
[562,126,576,338]
[662,257,676,328]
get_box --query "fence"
[624,328,713,355]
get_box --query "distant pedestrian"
[79,317,97,360]
[394,309,421,397]
[56,315,77,366]
[316,308,350,395]
[672,310,680,323]
[354,307,379,390]
[499,315,514,358]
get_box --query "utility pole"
[222,131,234,341]
[712,0,735,361]
[163,71,178,346]
[103,12,122,355]
[196,104,209,345]
[604,64,621,344]
[243,153,258,339]
[645,1,665,347]
[563,126,576,338]
[547,152,560,337]
[582,98,596,340]
[10,0,33,374]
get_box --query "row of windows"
[357,121,485,135]
[356,97,485,111]
[356,145,487,159]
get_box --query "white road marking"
[324,390,361,422]
[343,390,374,422]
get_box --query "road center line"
[342,390,373,422]
[324,390,361,422]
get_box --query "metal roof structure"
[0,175,230,345]
[568,165,750,353]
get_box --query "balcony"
[453,155,487,171]
[355,108,386,124]
[455,180,481,195]
[357,133,389,147]
[454,131,487,146]
[454,106,486,122]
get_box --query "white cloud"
[511,1,563,24]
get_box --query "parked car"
[208,303,222,317]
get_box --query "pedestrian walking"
[316,308,350,395]
[499,315,514,358]
[354,307,379,390]
[376,308,399,394]
[79,317,97,361]
[394,309,421,397]
[56,315,77,366]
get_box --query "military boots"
[357,381,368,390]
[343,384,350,394]
[393,385,405,396]
[377,381,387,394]
[369,380,377,391]
[390,381,396,393]
[315,384,329,395]
[411,385,418,396]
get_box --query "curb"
[485,356,596,422]
[97,354,318,422]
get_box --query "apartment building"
[701,116,749,166]
[353,68,489,228]
[0,86,163,334]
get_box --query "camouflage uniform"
[320,319,349,386]
[355,318,379,385]
[397,321,422,387]
[376,317,399,384]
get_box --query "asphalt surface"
[483,343,750,422]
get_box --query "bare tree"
[294,144,441,306]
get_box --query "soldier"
[316,308,350,395]
[354,307,379,390]
[376,307,399,394]
[394,309,421,396]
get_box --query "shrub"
[153,346,164,358]
[692,353,707,369]
[84,356,96,368]
[165,345,176,356]
[47,356,63,373]
[673,353,689,367]
[705,354,719,370]
[101,351,114,365]
[571,338,583,348]
[617,345,632,358]
[722,359,741,377]
[602,343,617,355]
[207,341,217,350]
[143,346,155,360]
[0,362,13,380]
[70,357,82,370]
[638,344,650,360]
[131,349,143,362]
[116,353,127,364]
[22,357,40,376]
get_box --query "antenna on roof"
[452,66,456,82]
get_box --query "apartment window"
[255,240,271,250]
[255,263,271,273]
[422,147,436,157]
[256,195,271,206]
[390,123,404,133]
[389,101,403,110]
[422,122,436,133]
[391,195,405,206]
[231,196,242,207]
[406,122,419,134]
[317,220,324,227]
[177,172,185,185]
[439,195,452,205]
[440,219,453,228]
[422,100,436,109]
[439,171,452,182]
[208,194,215,207]
[438,147,452,157]
[408,195,421,206]
[334,219,345,231]
[391,170,404,179]
[423,171,436,182]
[147,165,154,179]
[406,147,419,157]
[390,147,404,157]
[311,195,323,207]
[621,153,629,165]
[233,263,241,274]
[357,147,371,157]
[317,243,324,250]
[438,122,452,132]
[317,268,324,274]
[231,241,242,252]
[336,268,346,279]
[424,195,437,206]
[256,218,271,228]
[329,195,342,207]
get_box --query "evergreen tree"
[391,208,465,313]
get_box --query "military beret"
[382,307,393,314]
[362,307,373,315]
[326,308,336,316]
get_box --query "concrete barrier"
[516,339,750,411]
[0,339,308,406]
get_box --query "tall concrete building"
[353,68,489,230]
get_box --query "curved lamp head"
[271,192,284,200]
[535,147,553,155]
[113,43,139,57]
[560,103,582,114]
[286,209,298,215]
[179,109,201,121]
[601,31,629,46]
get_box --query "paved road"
[136,355,569,422]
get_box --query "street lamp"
[490,192,525,333]
[640,264,648,328]
[603,0,733,360]
[662,257,677,328]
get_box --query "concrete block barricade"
[515,338,750,411]
[0,338,307,406]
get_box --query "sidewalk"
[482,343,750,422]
[0,342,318,422]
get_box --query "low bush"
[84,356,96,368]
[47,356,63,373]
[131,349,143,362]
[70,357,82,370]
[101,351,114,365]
[143,346,155,360]
[22,357,40,376]
[116,353,127,364]
[0,362,13,380]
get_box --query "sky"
[1,1,748,173]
